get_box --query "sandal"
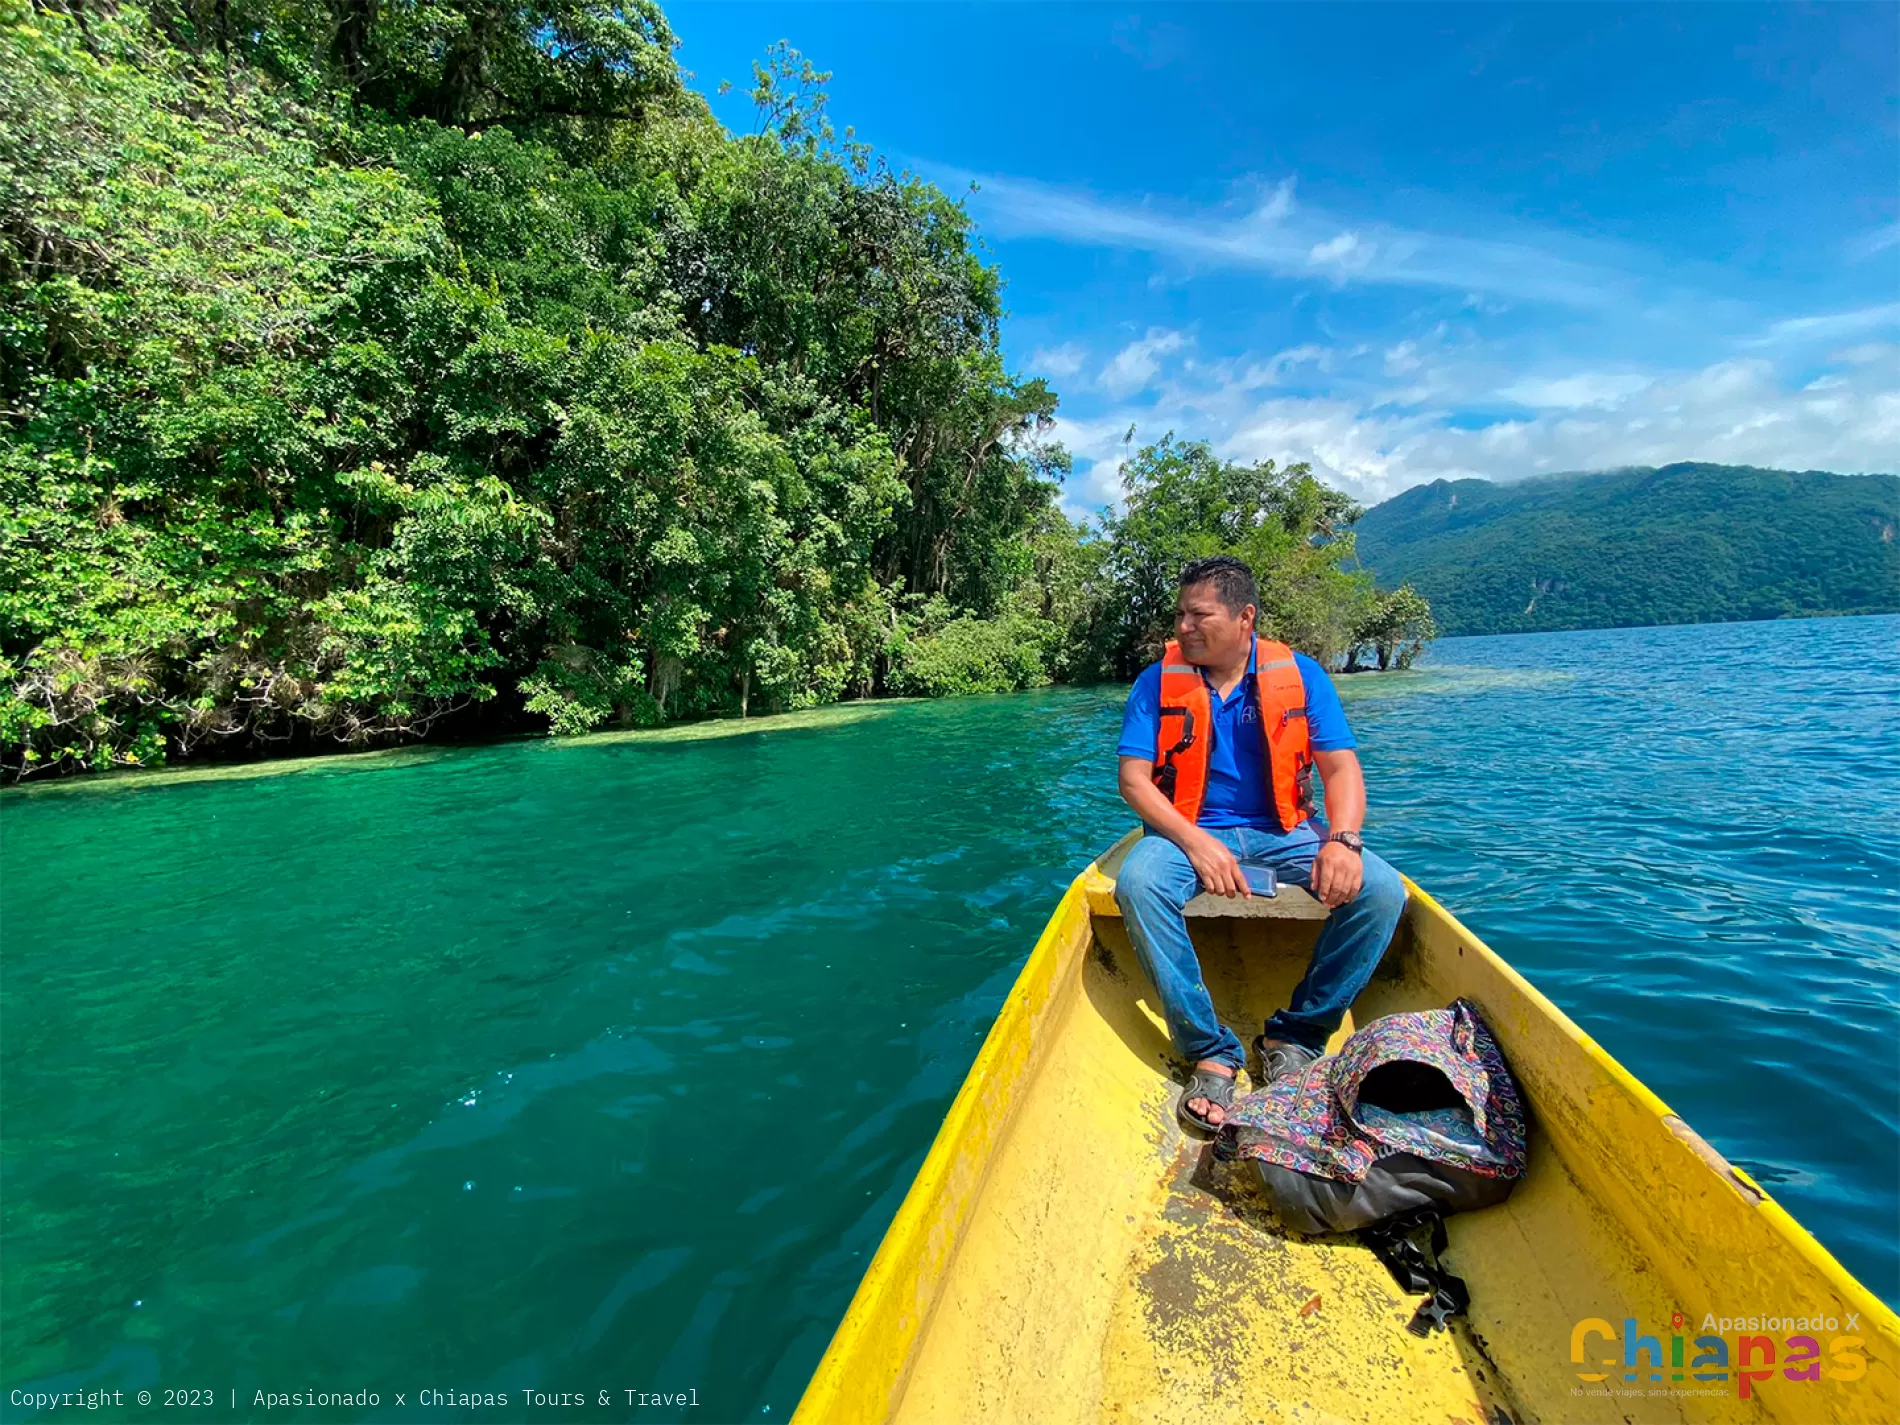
[1253,1034,1320,1086]
[1177,1065,1238,1135]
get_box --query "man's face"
[1175,582,1255,666]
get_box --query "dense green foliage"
[1,0,1412,778]
[1355,464,1900,638]
[1085,435,1407,674]
[1342,584,1435,672]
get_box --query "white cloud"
[1253,176,1297,226]
[944,167,1633,309]
[1498,372,1652,409]
[1308,231,1370,271]
[1099,328,1188,398]
[1847,222,1900,261]
[1743,302,1900,349]
[1047,414,1144,511]
[1054,347,1899,517]
[1197,344,1331,391]
[1833,342,1898,366]
[1258,344,1328,380]
[1219,173,1298,232]
[1029,342,1087,380]
[1384,341,1421,375]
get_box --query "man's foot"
[1253,1035,1319,1085]
[1179,1060,1237,1133]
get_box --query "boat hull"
[793,839,1899,1424]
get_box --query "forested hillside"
[2,0,1418,778]
[1355,464,1900,638]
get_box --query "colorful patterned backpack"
[1214,998,1529,1333]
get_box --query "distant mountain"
[1353,463,1900,638]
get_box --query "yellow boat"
[793,833,1900,1425]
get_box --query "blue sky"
[670,3,1898,513]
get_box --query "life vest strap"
[1152,706,1196,799]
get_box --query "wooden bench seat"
[1081,830,1330,921]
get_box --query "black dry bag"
[1214,998,1528,1332]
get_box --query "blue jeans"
[1113,824,1407,1070]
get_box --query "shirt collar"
[1197,635,1259,694]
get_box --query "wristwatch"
[1328,830,1365,854]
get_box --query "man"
[1115,555,1406,1133]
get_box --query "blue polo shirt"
[1117,638,1355,831]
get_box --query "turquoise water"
[2,615,1895,1422]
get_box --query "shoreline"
[8,611,1893,794]
[1424,605,1898,642]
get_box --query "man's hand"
[1118,758,1253,898]
[1185,830,1252,898]
[1311,840,1363,908]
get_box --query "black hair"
[1178,555,1258,618]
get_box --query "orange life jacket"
[1152,637,1314,831]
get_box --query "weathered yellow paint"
[793,839,1900,1425]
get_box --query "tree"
[1096,436,1385,674]
[1346,585,1437,672]
[0,2,1414,780]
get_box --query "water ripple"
[1,615,1894,1421]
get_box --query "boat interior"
[796,833,1897,1425]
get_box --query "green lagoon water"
[3,616,1896,1421]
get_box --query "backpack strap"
[1360,1211,1472,1336]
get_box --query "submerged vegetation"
[2,0,1426,778]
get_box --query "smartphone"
[1242,865,1279,897]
